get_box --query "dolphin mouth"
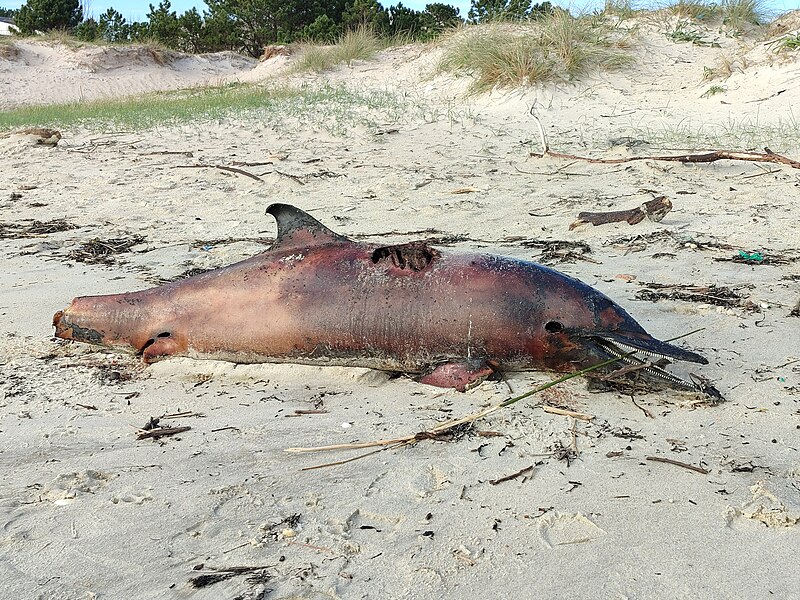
[587,332,708,391]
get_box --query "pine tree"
[14,0,82,35]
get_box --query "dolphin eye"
[545,321,564,333]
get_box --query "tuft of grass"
[438,14,634,93]
[661,0,765,36]
[665,21,720,45]
[602,0,641,19]
[0,82,419,134]
[293,27,387,73]
[773,32,800,51]
[719,0,764,32]
[664,0,720,21]
[30,30,90,49]
[703,52,748,78]
[700,84,726,97]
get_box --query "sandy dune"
[1,18,798,600]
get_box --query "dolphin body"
[53,204,708,391]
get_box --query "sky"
[2,0,800,24]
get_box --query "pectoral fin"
[420,360,496,392]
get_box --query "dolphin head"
[519,268,708,390]
[53,292,184,362]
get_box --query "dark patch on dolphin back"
[67,322,104,344]
[371,242,440,271]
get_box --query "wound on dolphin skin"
[545,321,564,333]
[371,242,440,272]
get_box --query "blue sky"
[2,0,799,23]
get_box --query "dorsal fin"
[266,203,349,250]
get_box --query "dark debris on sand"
[68,234,146,264]
[0,219,79,239]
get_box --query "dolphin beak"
[596,330,708,365]
[578,329,709,391]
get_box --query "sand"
[1,19,799,600]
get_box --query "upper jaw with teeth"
[593,336,699,390]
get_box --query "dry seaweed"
[68,235,146,264]
[520,239,593,264]
[635,282,759,312]
[0,219,79,239]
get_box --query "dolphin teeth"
[594,337,698,391]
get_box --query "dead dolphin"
[53,204,708,391]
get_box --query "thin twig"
[489,464,535,485]
[630,395,655,419]
[541,405,594,421]
[646,456,709,475]
[274,170,305,185]
[176,164,263,181]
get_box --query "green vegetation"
[700,84,726,97]
[776,32,800,51]
[601,0,641,20]
[666,22,720,45]
[0,83,421,134]
[293,27,386,73]
[7,0,468,57]
[438,12,633,93]
[467,0,554,23]
[719,0,764,32]
[629,113,800,153]
[662,0,764,35]
[665,0,720,21]
[13,0,81,35]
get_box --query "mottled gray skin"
[53,204,707,390]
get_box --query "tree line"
[3,0,555,57]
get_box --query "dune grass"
[777,33,800,50]
[662,0,766,33]
[629,112,800,153]
[292,27,392,73]
[438,12,634,93]
[0,82,413,134]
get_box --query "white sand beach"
[1,17,798,599]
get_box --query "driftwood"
[530,113,800,170]
[570,196,672,230]
[137,426,191,440]
[176,164,263,181]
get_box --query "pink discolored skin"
[53,204,707,391]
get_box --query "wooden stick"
[570,196,672,230]
[137,426,191,440]
[489,464,535,485]
[646,456,709,475]
[541,405,594,421]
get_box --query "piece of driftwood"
[137,426,191,440]
[530,113,800,169]
[570,196,672,230]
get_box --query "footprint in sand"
[725,480,800,528]
[42,469,116,504]
[537,511,606,548]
